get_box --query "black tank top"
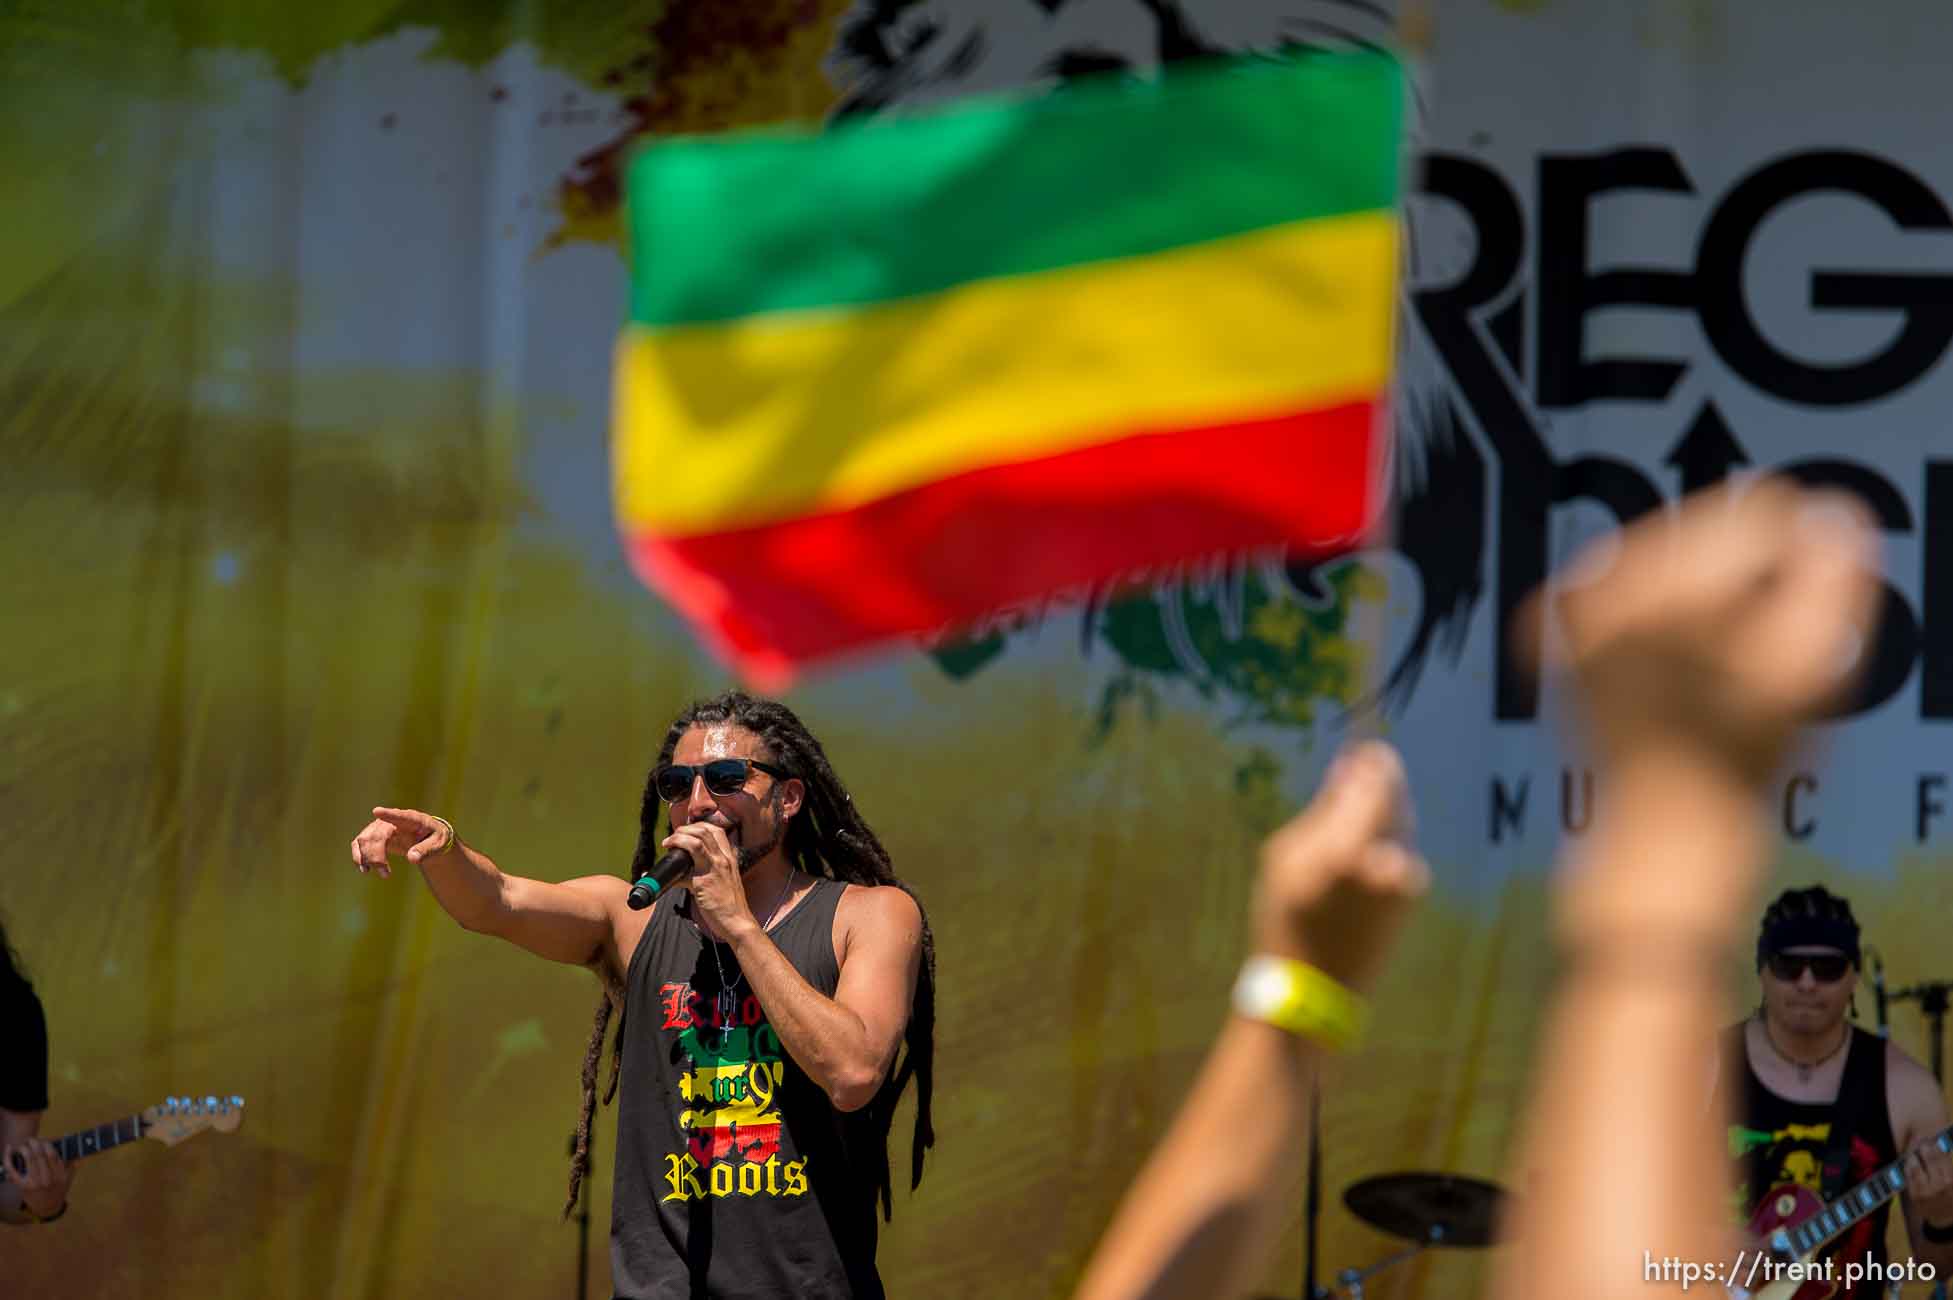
[610,877,883,1300]
[0,974,48,1112]
[1726,1024,1900,1298]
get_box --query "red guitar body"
[1746,1182,1840,1300]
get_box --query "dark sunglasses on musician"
[653,758,791,803]
[1764,952,1854,983]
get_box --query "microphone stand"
[1312,1229,1444,1299]
[1867,947,1890,1039]
[1305,1082,1321,1299]
[1889,979,1953,1085]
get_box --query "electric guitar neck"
[1730,1123,1953,1300]
[2,1094,244,1217]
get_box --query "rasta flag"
[613,52,1405,685]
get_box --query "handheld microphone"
[1870,947,1890,1039]
[628,847,693,910]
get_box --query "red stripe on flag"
[625,398,1385,686]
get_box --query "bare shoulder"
[833,882,923,964]
[1886,1038,1937,1088]
[1885,1038,1950,1139]
[836,881,922,931]
[561,874,645,977]
[556,873,636,932]
[559,874,633,906]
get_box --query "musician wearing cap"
[1722,886,1953,1293]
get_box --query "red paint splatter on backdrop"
[543,0,846,251]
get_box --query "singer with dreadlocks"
[349,691,934,1299]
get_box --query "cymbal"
[1343,1171,1506,1248]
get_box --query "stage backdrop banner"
[3,3,1949,1297]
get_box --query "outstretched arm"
[351,807,628,974]
[1074,742,1427,1300]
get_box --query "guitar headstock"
[140,1095,246,1146]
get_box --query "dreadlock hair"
[564,968,626,1218]
[564,690,937,1222]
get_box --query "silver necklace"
[697,869,796,1043]
[1761,1016,1850,1084]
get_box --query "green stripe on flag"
[624,52,1402,328]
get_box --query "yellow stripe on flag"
[614,211,1395,536]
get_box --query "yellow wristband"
[1231,955,1369,1051]
[430,816,456,854]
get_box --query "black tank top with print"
[609,877,883,1300]
[1726,1024,1900,1298]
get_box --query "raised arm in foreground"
[1496,481,1877,1300]
[1074,741,1427,1300]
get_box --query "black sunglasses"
[653,758,791,803]
[1765,953,1854,983]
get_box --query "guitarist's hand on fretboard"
[1902,1140,1953,1227]
[1,1136,73,1223]
[2,1095,244,1225]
